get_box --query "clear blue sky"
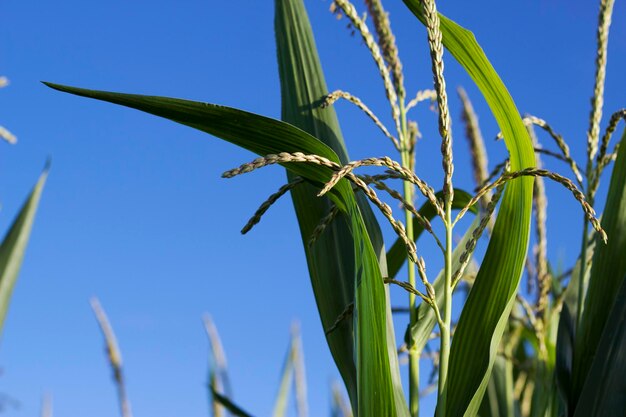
[1,0,624,416]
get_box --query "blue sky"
[0,0,625,416]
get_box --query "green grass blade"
[402,4,535,416]
[272,334,296,417]
[0,166,48,335]
[573,273,626,417]
[45,80,405,416]
[275,1,407,415]
[573,129,626,409]
[211,389,255,417]
[387,189,477,279]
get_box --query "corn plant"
[0,76,48,342]
[45,0,625,415]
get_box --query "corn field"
[0,0,624,416]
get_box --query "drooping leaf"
[276,0,392,412]
[572,129,626,411]
[45,85,404,417]
[402,3,535,416]
[43,82,351,205]
[573,273,626,417]
[0,166,48,335]
[387,188,477,280]
[478,356,514,417]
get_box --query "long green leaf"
[573,273,626,417]
[44,82,353,198]
[572,129,626,410]
[0,166,48,334]
[44,84,403,416]
[402,4,535,416]
[276,1,407,415]
[387,189,477,280]
[276,0,357,409]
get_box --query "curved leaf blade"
[44,78,404,416]
[0,166,48,335]
[573,273,626,417]
[402,4,535,416]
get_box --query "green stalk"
[399,102,419,417]
[437,201,453,417]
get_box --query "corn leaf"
[572,129,626,411]
[276,0,407,415]
[403,3,535,416]
[387,189,477,280]
[272,335,295,417]
[573,273,626,417]
[43,83,352,206]
[44,81,405,416]
[0,166,48,334]
[277,0,378,410]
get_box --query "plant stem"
[399,102,420,417]
[437,201,453,417]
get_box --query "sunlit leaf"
[402,3,535,416]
